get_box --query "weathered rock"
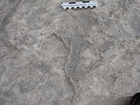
[0,0,140,105]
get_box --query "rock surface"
[0,0,140,105]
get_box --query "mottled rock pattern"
[0,0,140,105]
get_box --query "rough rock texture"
[0,0,140,105]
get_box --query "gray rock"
[0,0,140,105]
[0,98,5,105]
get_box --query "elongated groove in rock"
[65,37,84,105]
[53,33,82,105]
[64,67,78,105]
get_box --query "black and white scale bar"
[61,0,98,9]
